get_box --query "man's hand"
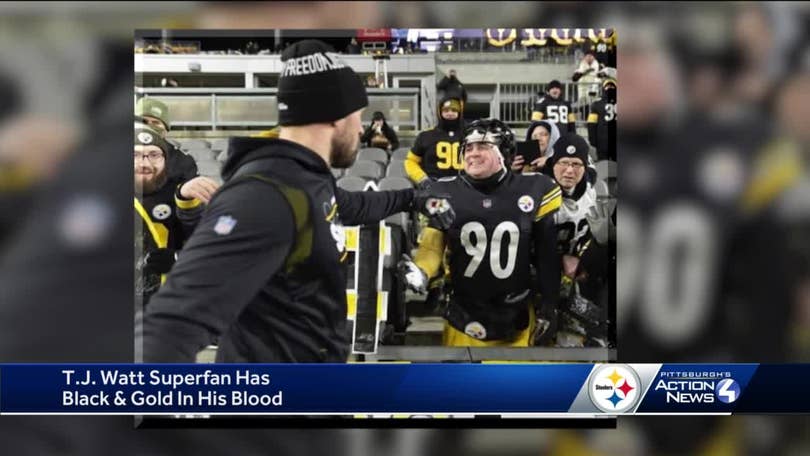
[511,155,525,172]
[142,248,177,275]
[398,255,428,294]
[179,176,221,204]
[562,255,580,279]
[413,186,455,230]
[530,155,549,170]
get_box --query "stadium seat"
[216,150,229,163]
[345,160,383,181]
[358,147,389,166]
[187,148,216,162]
[386,159,407,178]
[181,139,211,150]
[336,176,368,192]
[210,138,229,152]
[392,147,410,161]
[594,160,617,180]
[378,176,412,191]
[331,168,344,179]
[594,160,617,196]
[196,160,221,178]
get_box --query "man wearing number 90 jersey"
[404,95,466,187]
[401,119,562,347]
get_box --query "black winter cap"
[277,40,368,126]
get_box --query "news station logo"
[653,371,740,405]
[588,364,641,413]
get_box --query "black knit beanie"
[550,133,590,167]
[277,40,368,126]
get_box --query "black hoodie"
[138,137,415,363]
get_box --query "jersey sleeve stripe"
[541,187,562,205]
[536,193,562,220]
[587,113,599,123]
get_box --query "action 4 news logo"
[654,370,741,405]
[588,364,642,413]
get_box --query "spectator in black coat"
[436,69,468,104]
[360,111,400,152]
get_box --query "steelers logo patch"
[138,132,153,144]
[517,195,534,213]
[152,204,172,220]
[566,145,576,154]
[464,321,487,340]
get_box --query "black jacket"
[137,137,416,363]
[437,75,468,103]
[167,143,199,182]
[360,121,400,150]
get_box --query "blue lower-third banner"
[0,364,808,415]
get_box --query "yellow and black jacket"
[404,96,466,184]
[135,177,204,304]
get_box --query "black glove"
[532,305,558,347]
[412,187,455,230]
[142,248,178,275]
[416,177,433,191]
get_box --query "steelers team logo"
[464,321,487,340]
[566,145,576,154]
[137,131,154,144]
[588,364,641,413]
[152,204,172,220]
[517,195,534,213]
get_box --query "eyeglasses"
[554,161,584,170]
[134,151,164,162]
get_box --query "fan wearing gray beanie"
[138,40,456,364]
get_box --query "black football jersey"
[411,128,464,179]
[430,172,561,303]
[588,98,616,161]
[532,96,576,131]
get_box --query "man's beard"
[135,167,168,195]
[329,129,359,169]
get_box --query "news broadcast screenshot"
[0,2,808,454]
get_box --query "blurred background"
[0,1,808,455]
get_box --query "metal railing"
[135,87,422,131]
[491,80,604,129]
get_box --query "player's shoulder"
[514,171,557,190]
[433,175,460,190]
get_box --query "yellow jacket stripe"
[536,188,562,221]
[174,195,202,210]
[404,151,428,184]
[587,113,599,123]
[134,197,168,248]
[413,227,446,279]
[531,111,544,121]
[567,112,577,123]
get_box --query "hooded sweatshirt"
[139,137,416,363]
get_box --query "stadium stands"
[357,147,389,166]
[336,176,368,192]
[392,147,410,161]
[385,159,407,178]
[345,160,383,181]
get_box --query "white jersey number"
[460,221,520,279]
[547,105,569,124]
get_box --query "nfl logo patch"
[482,199,492,209]
[213,215,237,236]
